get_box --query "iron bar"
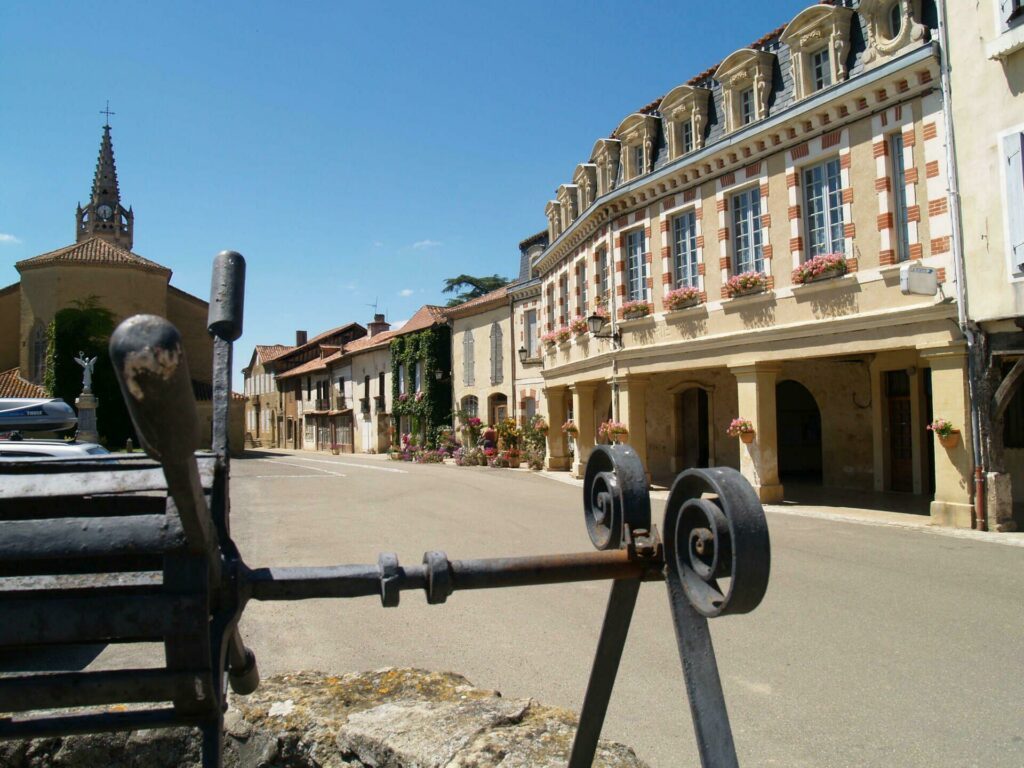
[567,578,642,768]
[0,669,200,711]
[0,708,202,740]
[0,514,184,563]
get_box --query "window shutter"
[1004,133,1024,273]
[463,331,474,386]
[490,323,503,385]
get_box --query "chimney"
[368,313,391,338]
[296,330,308,346]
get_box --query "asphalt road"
[206,450,1024,768]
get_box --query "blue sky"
[1,0,810,376]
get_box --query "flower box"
[620,300,653,320]
[725,271,768,298]
[792,253,847,286]
[570,316,589,336]
[664,286,701,311]
[555,327,572,344]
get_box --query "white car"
[0,440,110,460]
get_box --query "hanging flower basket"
[561,419,579,437]
[597,420,629,444]
[727,418,755,443]
[938,431,960,449]
[928,418,959,448]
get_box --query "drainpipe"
[937,0,986,529]
[608,217,621,422]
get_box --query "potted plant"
[664,285,701,311]
[330,442,341,455]
[555,326,572,344]
[928,418,960,448]
[570,316,589,336]
[505,447,522,469]
[496,417,521,452]
[597,420,629,444]
[792,253,847,285]
[561,419,579,437]
[540,330,558,347]
[620,299,653,320]
[725,271,768,298]
[727,417,756,443]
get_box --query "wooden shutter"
[1003,133,1024,273]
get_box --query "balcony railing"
[374,395,386,413]
[334,396,347,411]
[360,398,370,414]
[314,398,330,411]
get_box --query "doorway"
[776,380,823,483]
[886,370,913,492]
[678,388,710,469]
[488,393,508,425]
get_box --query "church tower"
[76,120,134,250]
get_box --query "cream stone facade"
[448,287,513,426]
[522,1,993,526]
[945,0,1024,528]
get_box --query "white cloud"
[399,288,414,297]
[391,318,409,330]
[412,239,442,249]
[0,233,21,244]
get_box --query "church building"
[0,121,242,448]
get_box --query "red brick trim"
[718,227,730,241]
[909,243,923,260]
[843,223,856,239]
[930,236,950,254]
[722,172,735,186]
[872,141,889,158]
[661,246,671,258]
[821,130,842,149]
[762,243,774,259]
[696,235,705,248]
[786,171,799,188]
[697,263,706,276]
[928,198,948,217]
[902,128,917,148]
[661,272,673,285]
[761,213,772,229]
[840,153,852,170]
[683,188,696,203]
[846,257,859,273]
[788,204,802,220]
[789,236,804,252]
[856,97,869,111]
[634,211,644,223]
[660,219,670,233]
[662,196,676,211]
[716,198,728,213]
[925,161,940,179]
[936,267,946,283]
[896,79,910,93]
[842,188,854,204]
[877,212,894,230]
[922,122,938,141]
[791,142,810,160]
[615,260,625,272]
[907,205,921,223]
[904,167,919,184]
[760,182,770,198]
[719,257,731,270]
[616,216,628,228]
[745,161,761,177]
[879,249,896,266]
[918,70,933,85]
[875,177,891,192]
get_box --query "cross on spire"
[100,101,115,127]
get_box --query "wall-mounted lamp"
[518,346,528,364]
[587,314,622,347]
[434,369,445,381]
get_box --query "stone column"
[618,376,650,479]
[545,386,571,471]
[571,382,597,478]
[75,391,99,444]
[921,347,974,528]
[730,364,784,503]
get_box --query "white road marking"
[256,459,346,477]
[247,474,337,479]
[262,455,408,474]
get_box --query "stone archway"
[776,379,823,483]
[488,393,508,425]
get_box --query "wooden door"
[886,371,913,492]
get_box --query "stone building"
[526,1,985,525]
[241,344,293,447]
[448,287,513,425]
[0,122,242,449]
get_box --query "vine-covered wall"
[390,325,452,446]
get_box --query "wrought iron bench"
[0,252,771,768]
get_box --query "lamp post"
[587,313,621,348]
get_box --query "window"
[306,377,311,399]
[888,2,902,38]
[414,362,422,392]
[490,322,503,385]
[559,274,569,323]
[397,364,406,394]
[1002,132,1024,274]
[525,309,537,357]
[732,187,764,273]
[625,228,649,301]
[811,48,831,92]
[681,121,694,154]
[740,88,755,126]
[803,158,844,258]
[597,248,609,303]
[461,395,479,418]
[378,372,386,400]
[578,260,588,315]
[462,330,475,386]
[363,375,370,399]
[633,144,645,177]
[672,210,699,288]
[891,134,911,263]
[524,397,537,421]
[546,285,555,330]
[1003,364,1024,448]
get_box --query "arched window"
[489,322,503,385]
[30,322,48,384]
[462,330,475,386]
[461,395,479,418]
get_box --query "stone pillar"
[730,364,784,503]
[75,391,99,444]
[921,347,974,528]
[618,376,650,479]
[571,382,597,478]
[545,386,571,471]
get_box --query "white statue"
[74,351,97,393]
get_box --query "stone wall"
[1,669,648,768]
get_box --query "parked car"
[0,440,110,460]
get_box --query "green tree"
[441,274,509,307]
[46,297,136,447]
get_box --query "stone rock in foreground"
[1,668,649,767]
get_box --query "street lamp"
[518,346,528,364]
[587,313,621,347]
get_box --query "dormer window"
[811,47,832,91]
[633,144,645,177]
[780,5,853,100]
[614,114,659,182]
[740,88,756,125]
[888,3,902,38]
[660,84,711,160]
[860,0,926,66]
[714,49,775,133]
[590,139,622,196]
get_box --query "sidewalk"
[537,468,1024,548]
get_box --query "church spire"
[77,110,134,250]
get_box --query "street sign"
[900,263,938,295]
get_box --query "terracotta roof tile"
[442,286,510,318]
[0,368,48,399]
[16,237,171,275]
[255,344,294,364]
[276,356,328,379]
[391,305,447,337]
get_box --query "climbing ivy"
[390,326,451,448]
